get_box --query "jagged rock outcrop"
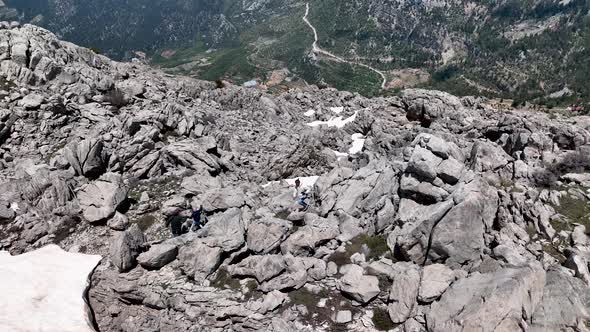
[427,264,546,331]
[110,224,146,272]
[0,24,589,332]
[137,243,178,270]
[78,173,128,223]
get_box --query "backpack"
[201,212,209,226]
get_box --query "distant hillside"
[1,0,234,59]
[2,0,590,104]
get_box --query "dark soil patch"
[133,214,158,232]
[372,306,397,331]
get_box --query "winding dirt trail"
[303,3,387,89]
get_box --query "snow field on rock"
[0,245,102,332]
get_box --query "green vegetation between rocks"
[211,268,241,290]
[329,234,390,266]
[289,288,319,312]
[551,193,590,233]
[133,214,157,232]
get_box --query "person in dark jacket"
[191,205,207,231]
[165,214,184,237]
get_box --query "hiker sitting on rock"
[293,178,301,198]
[191,205,207,231]
[298,189,310,210]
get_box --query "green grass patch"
[151,39,208,68]
[211,268,241,290]
[243,279,263,301]
[133,214,157,232]
[328,234,390,266]
[128,191,142,203]
[289,288,319,312]
[319,61,382,97]
[551,193,590,233]
[542,242,567,264]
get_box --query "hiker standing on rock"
[293,178,301,198]
[191,205,207,231]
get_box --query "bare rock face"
[137,243,178,270]
[1,23,590,332]
[337,264,380,304]
[281,215,339,256]
[109,224,146,272]
[0,201,15,222]
[229,255,286,282]
[65,138,106,178]
[531,268,590,331]
[178,240,223,280]
[418,264,457,303]
[387,262,421,323]
[200,207,245,252]
[427,264,546,331]
[247,217,293,254]
[78,172,128,223]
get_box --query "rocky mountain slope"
[0,23,590,332]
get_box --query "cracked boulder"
[387,262,421,323]
[337,264,380,304]
[229,255,286,283]
[137,243,178,270]
[78,173,128,223]
[201,207,245,252]
[281,214,339,256]
[110,224,146,272]
[247,217,293,254]
[259,256,327,292]
[178,240,223,280]
[531,267,590,331]
[418,264,461,303]
[65,138,107,178]
[427,263,545,331]
[388,199,454,264]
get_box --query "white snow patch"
[307,111,358,128]
[0,245,102,332]
[304,109,316,117]
[285,176,319,189]
[9,202,19,211]
[330,107,344,114]
[332,133,366,158]
[261,176,319,189]
[333,150,349,158]
[349,133,366,154]
[261,181,278,188]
